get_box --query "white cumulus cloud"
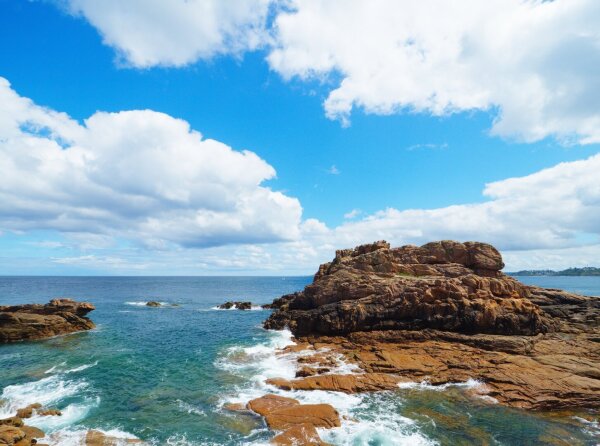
[63,0,274,67]
[268,0,600,143]
[0,77,302,248]
[57,0,600,145]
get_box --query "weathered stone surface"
[0,425,26,445]
[0,299,95,343]
[247,394,299,417]
[271,423,329,445]
[265,241,552,336]
[15,404,41,419]
[218,301,252,310]
[263,240,600,410]
[268,373,404,393]
[263,404,340,430]
[246,394,339,444]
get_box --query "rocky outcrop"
[0,404,62,446]
[146,301,162,307]
[0,298,95,343]
[245,394,339,445]
[263,240,600,410]
[218,301,252,310]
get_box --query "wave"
[0,374,88,418]
[176,399,206,417]
[208,305,265,311]
[214,329,435,445]
[125,301,170,307]
[45,428,141,446]
[397,378,484,392]
[28,399,99,431]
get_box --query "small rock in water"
[146,301,161,307]
[246,394,339,444]
[217,301,252,310]
[16,404,41,419]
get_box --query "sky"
[0,0,600,275]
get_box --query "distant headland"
[508,267,600,276]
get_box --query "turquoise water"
[0,276,598,445]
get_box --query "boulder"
[246,394,339,444]
[146,301,161,307]
[15,404,41,419]
[218,301,252,310]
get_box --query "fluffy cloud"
[294,153,600,268]
[63,0,273,67]
[58,0,600,144]
[269,0,600,143]
[0,77,302,248]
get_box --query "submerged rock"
[85,430,142,445]
[263,240,600,410]
[0,298,96,343]
[218,301,252,310]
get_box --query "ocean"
[0,276,598,445]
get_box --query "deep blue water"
[0,276,598,445]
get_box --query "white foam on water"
[64,361,99,374]
[46,427,141,446]
[209,305,265,311]
[397,378,484,392]
[0,374,88,418]
[125,301,170,307]
[45,361,67,374]
[215,328,436,446]
[176,399,206,417]
[573,416,600,440]
[28,398,100,430]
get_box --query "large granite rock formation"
[264,241,600,410]
[0,298,95,343]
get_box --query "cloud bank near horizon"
[1,78,599,273]
[60,0,600,145]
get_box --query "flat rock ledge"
[263,240,600,412]
[0,298,96,343]
[243,394,339,445]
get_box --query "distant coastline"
[508,267,600,276]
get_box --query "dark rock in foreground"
[218,301,252,310]
[0,298,95,343]
[263,240,600,410]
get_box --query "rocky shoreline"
[0,403,143,446]
[0,299,96,343]
[253,240,599,443]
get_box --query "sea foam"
[215,328,435,445]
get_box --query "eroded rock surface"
[264,240,600,410]
[0,299,96,343]
[245,394,339,445]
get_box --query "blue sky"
[1,0,600,275]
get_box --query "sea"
[0,276,598,445]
